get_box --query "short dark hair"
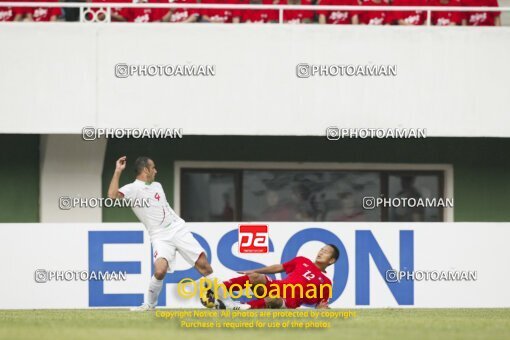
[327,244,340,262]
[134,156,151,175]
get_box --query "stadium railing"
[1,2,508,25]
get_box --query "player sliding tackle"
[108,156,223,311]
[215,244,339,310]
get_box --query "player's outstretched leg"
[224,273,267,295]
[131,258,168,311]
[194,252,230,308]
[216,273,268,309]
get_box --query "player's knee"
[248,273,265,284]
[154,272,166,280]
[154,259,168,280]
[154,269,166,280]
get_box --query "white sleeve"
[118,183,137,200]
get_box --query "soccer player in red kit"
[217,244,339,310]
[391,0,427,25]
[358,0,390,25]
[462,0,500,26]
[318,0,360,25]
[430,0,464,26]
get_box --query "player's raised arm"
[107,156,127,199]
[238,264,284,275]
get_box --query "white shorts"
[151,228,204,273]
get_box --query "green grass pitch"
[1,309,509,340]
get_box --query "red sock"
[223,275,250,291]
[248,299,266,309]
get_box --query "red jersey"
[168,0,200,22]
[282,0,314,24]
[120,0,165,23]
[0,7,14,21]
[240,0,277,23]
[0,0,22,21]
[359,0,390,25]
[430,0,463,25]
[267,256,332,308]
[201,0,240,23]
[463,0,500,26]
[317,0,359,25]
[391,0,427,25]
[27,0,62,21]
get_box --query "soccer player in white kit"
[108,156,220,311]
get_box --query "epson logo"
[87,228,414,307]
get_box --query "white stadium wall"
[0,222,509,309]
[40,135,107,223]
[0,24,510,137]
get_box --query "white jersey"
[119,179,185,240]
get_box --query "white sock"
[146,276,164,307]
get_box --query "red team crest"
[238,225,269,253]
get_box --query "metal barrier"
[0,2,507,25]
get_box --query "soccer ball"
[200,288,216,309]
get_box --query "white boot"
[130,303,155,312]
[216,299,251,310]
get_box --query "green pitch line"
[0,309,509,340]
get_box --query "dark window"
[181,171,240,222]
[242,170,380,222]
[180,167,445,222]
[387,173,443,222]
